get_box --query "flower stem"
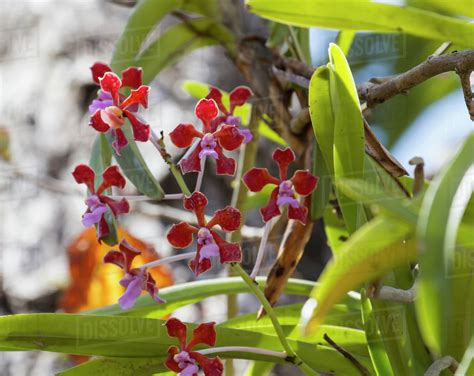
[198,346,287,359]
[230,263,318,375]
[140,252,195,270]
[150,129,191,196]
[195,156,206,192]
[109,193,183,201]
[250,219,273,280]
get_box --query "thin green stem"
[230,263,318,376]
[150,129,191,196]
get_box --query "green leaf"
[57,357,167,376]
[360,289,394,376]
[416,132,474,357]
[305,215,416,334]
[328,43,367,233]
[136,19,234,84]
[410,0,474,18]
[335,30,356,55]
[182,80,286,145]
[111,0,178,72]
[310,142,332,219]
[86,277,315,317]
[243,361,274,376]
[456,336,474,376]
[106,123,164,200]
[88,134,117,245]
[246,0,474,47]
[0,314,372,375]
[323,205,349,256]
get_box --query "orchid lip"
[101,106,125,129]
[199,133,217,160]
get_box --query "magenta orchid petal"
[82,204,107,227]
[276,195,300,208]
[118,274,142,310]
[238,128,253,144]
[199,243,220,262]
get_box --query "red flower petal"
[189,249,212,276]
[145,273,163,303]
[195,98,218,132]
[121,86,149,110]
[125,111,150,142]
[112,128,129,155]
[101,196,130,216]
[272,148,295,180]
[103,250,126,269]
[191,353,224,376]
[214,145,236,176]
[206,87,227,114]
[212,231,242,264]
[167,222,198,248]
[188,322,217,350]
[72,164,96,193]
[179,144,202,174]
[100,72,122,104]
[260,187,281,222]
[96,215,110,241]
[89,110,110,132]
[90,62,111,84]
[183,192,208,227]
[207,207,241,232]
[165,318,187,349]
[119,239,141,271]
[214,125,244,151]
[169,123,203,148]
[291,170,318,196]
[229,86,252,114]
[165,347,181,373]
[121,67,142,89]
[242,168,279,192]
[288,205,308,224]
[97,165,126,194]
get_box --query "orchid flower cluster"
[73,63,318,375]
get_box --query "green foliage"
[416,133,474,358]
[246,0,474,47]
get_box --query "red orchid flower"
[165,317,223,376]
[72,164,130,241]
[104,240,163,309]
[242,147,318,224]
[166,192,241,276]
[169,98,244,175]
[88,62,150,155]
[205,86,253,143]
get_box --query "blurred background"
[0,0,472,375]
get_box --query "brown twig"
[358,50,474,111]
[323,333,371,376]
[425,356,459,376]
[409,156,425,196]
[458,70,474,120]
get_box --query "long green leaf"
[106,123,164,200]
[416,132,474,357]
[310,142,332,219]
[329,43,367,233]
[136,19,234,84]
[456,336,474,376]
[360,289,394,376]
[86,277,314,317]
[0,314,372,375]
[246,0,474,47]
[305,215,416,334]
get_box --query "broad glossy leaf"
[416,132,474,357]
[360,289,394,376]
[410,0,474,18]
[86,277,315,317]
[310,142,332,220]
[329,43,367,233]
[246,0,474,47]
[106,122,164,200]
[336,30,356,55]
[305,215,416,334]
